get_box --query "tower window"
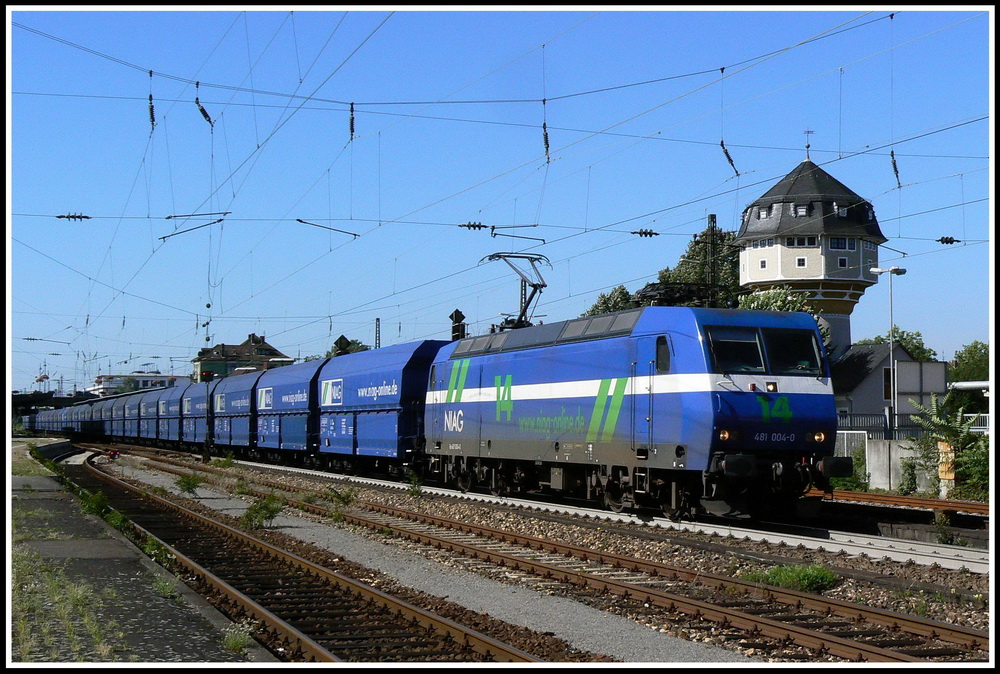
[796,257,807,268]
[795,204,809,217]
[829,237,848,250]
[759,259,767,270]
[758,206,769,219]
[785,236,817,247]
[838,257,848,268]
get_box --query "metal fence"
[837,413,990,440]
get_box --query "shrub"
[240,494,284,530]
[175,473,206,497]
[951,434,989,502]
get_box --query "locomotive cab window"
[655,336,671,373]
[706,326,765,373]
[762,329,822,375]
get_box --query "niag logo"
[322,379,344,406]
[258,387,274,410]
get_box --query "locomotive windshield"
[706,326,822,376]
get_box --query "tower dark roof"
[735,160,888,243]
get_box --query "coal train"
[26,306,852,518]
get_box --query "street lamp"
[870,266,907,429]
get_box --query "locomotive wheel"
[456,471,473,493]
[603,484,625,513]
[662,490,691,521]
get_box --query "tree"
[583,285,637,316]
[855,326,937,362]
[657,224,740,308]
[327,339,369,357]
[947,340,989,414]
[302,338,371,361]
[583,219,740,315]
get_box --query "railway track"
[111,448,990,663]
[62,454,540,663]
[805,488,990,516]
[238,455,991,574]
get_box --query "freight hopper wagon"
[227,340,447,472]
[424,306,850,518]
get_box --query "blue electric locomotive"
[424,306,849,517]
[27,306,848,518]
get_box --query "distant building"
[831,343,947,417]
[192,333,293,382]
[86,372,183,397]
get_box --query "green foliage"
[899,433,942,497]
[141,537,173,564]
[897,458,918,496]
[240,494,284,530]
[950,434,990,502]
[583,221,740,315]
[407,472,424,498]
[583,285,637,316]
[81,491,109,517]
[855,326,937,362]
[210,452,236,469]
[740,564,841,594]
[909,392,979,452]
[947,340,989,414]
[221,619,256,653]
[325,484,358,507]
[829,446,869,492]
[175,473,206,497]
[103,510,129,532]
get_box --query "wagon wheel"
[490,473,509,497]
[603,483,625,513]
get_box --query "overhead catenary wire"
[12,13,988,375]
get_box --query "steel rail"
[80,455,342,662]
[354,502,990,653]
[806,488,990,516]
[81,453,540,663]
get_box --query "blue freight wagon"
[212,370,267,450]
[158,383,193,445]
[316,340,447,472]
[182,380,218,447]
[255,359,329,456]
[138,388,167,443]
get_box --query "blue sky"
[8,7,993,394]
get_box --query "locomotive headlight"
[718,429,731,441]
[812,431,826,443]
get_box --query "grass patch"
[221,619,256,653]
[740,564,841,594]
[11,546,126,662]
